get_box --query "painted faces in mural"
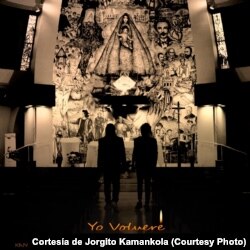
[52,0,197,163]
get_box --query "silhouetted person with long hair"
[132,123,158,211]
[97,124,126,212]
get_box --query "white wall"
[0,69,14,85]
[34,106,54,167]
[197,106,217,166]
[214,106,226,147]
[235,67,250,82]
[24,106,36,146]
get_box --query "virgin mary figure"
[93,13,155,77]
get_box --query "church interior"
[0,0,250,245]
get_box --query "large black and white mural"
[52,0,197,164]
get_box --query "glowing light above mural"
[112,75,136,95]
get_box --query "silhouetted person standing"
[97,124,126,212]
[132,123,158,211]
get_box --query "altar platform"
[85,140,165,168]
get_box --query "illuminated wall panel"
[52,0,197,165]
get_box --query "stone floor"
[1,168,250,248]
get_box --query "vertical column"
[24,107,36,146]
[31,0,62,166]
[188,0,217,84]
[34,106,54,167]
[214,106,226,167]
[196,106,217,167]
[188,0,222,166]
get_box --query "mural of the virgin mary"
[93,13,155,78]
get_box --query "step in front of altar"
[99,172,138,192]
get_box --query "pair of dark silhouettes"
[97,123,158,212]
